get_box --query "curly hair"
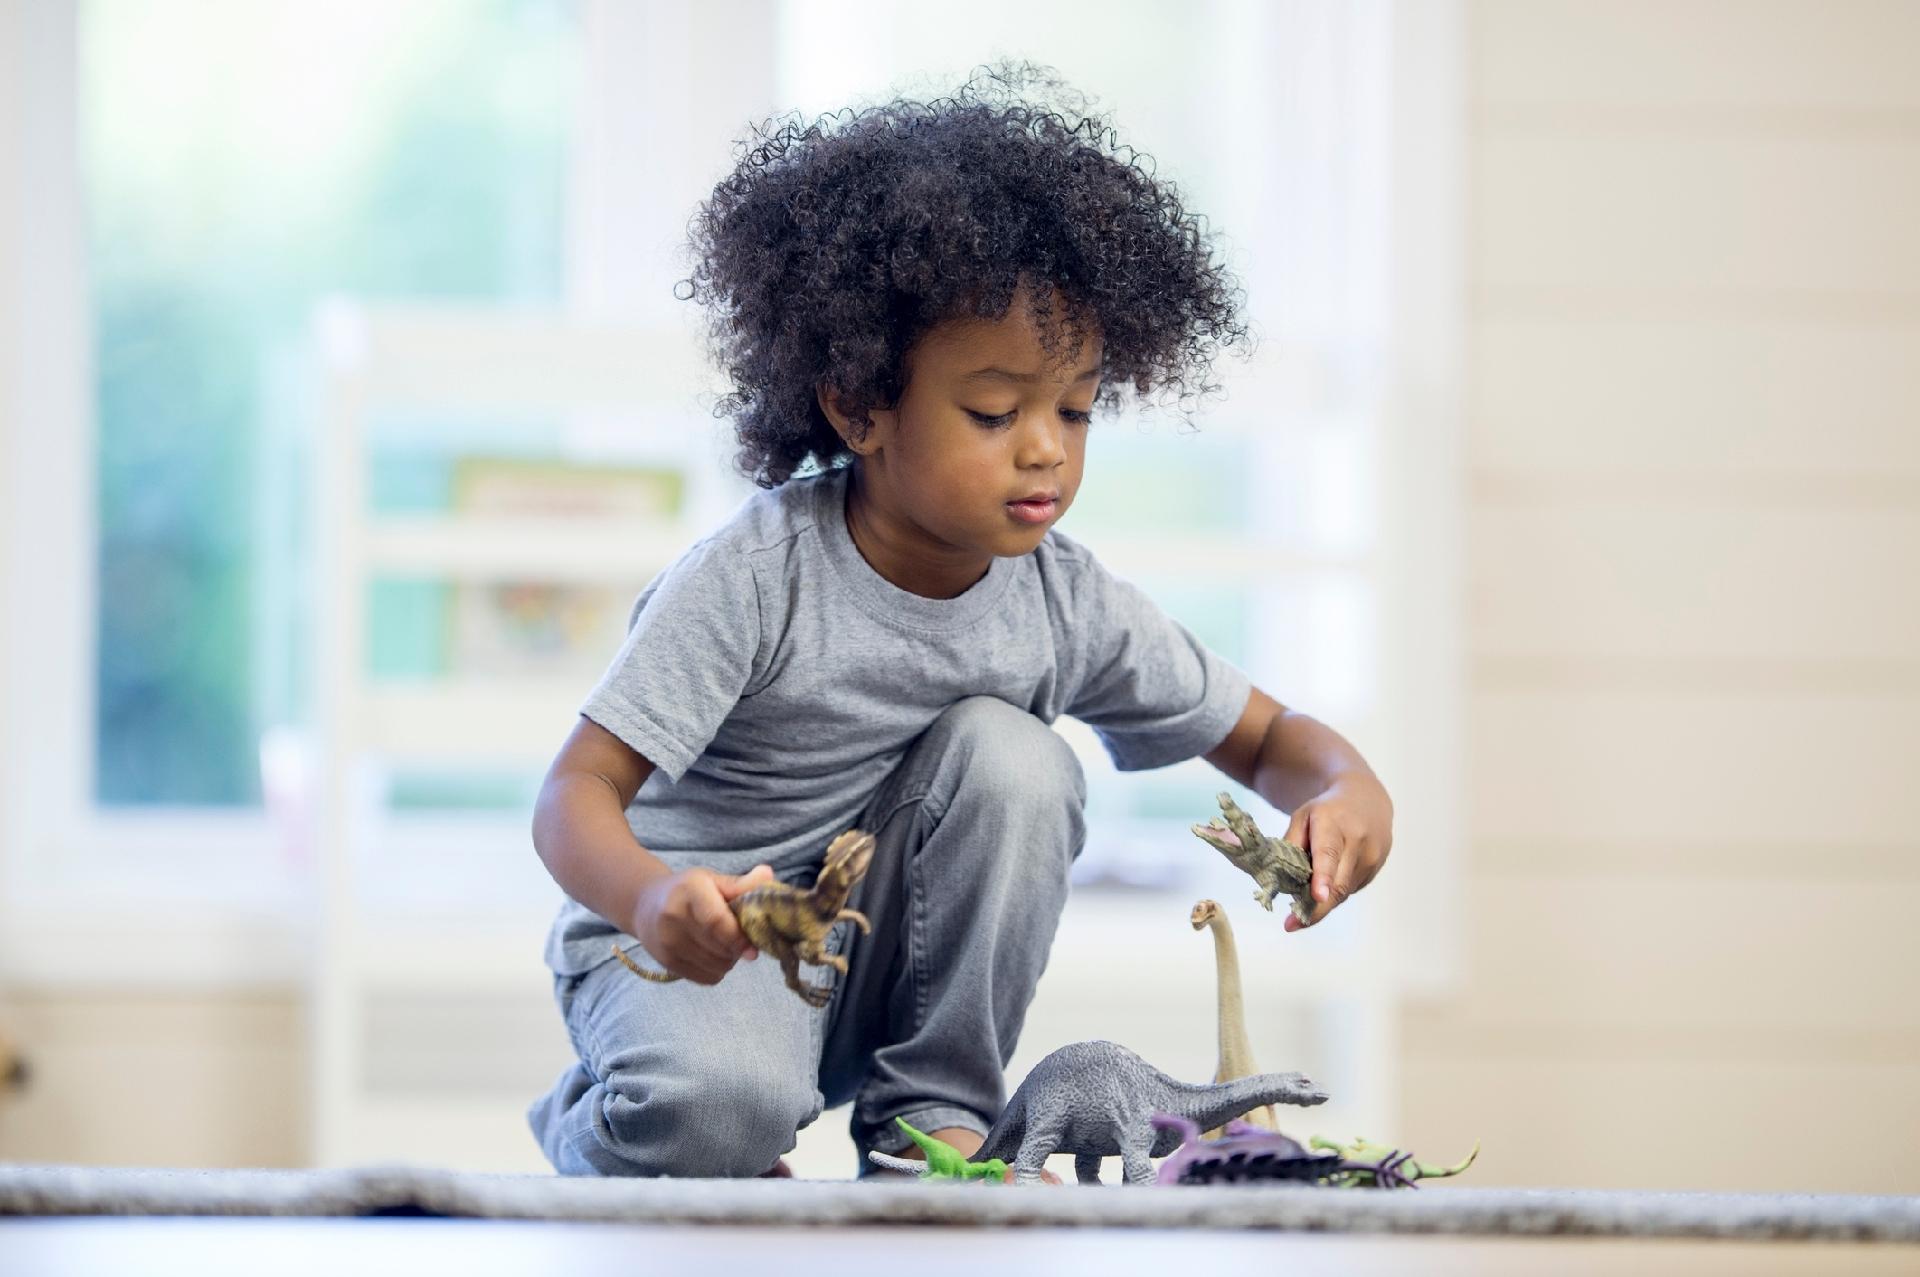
[678,63,1252,488]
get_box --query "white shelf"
[364,514,691,582]
[311,305,719,1168]
[359,681,585,764]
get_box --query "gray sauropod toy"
[976,1040,1328,1185]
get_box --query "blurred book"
[451,455,684,520]
[448,580,628,678]
[441,455,671,677]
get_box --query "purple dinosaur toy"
[1151,1114,1346,1187]
[1151,1114,1467,1189]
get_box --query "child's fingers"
[717,863,775,900]
[1302,809,1349,925]
[651,929,729,984]
[689,879,752,962]
[711,865,772,959]
[1283,805,1311,850]
[674,951,730,984]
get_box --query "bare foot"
[757,1158,793,1178]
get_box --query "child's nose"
[1013,414,1069,469]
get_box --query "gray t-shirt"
[544,465,1251,974]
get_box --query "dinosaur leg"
[1013,1127,1059,1186]
[779,951,831,1008]
[835,908,871,935]
[1119,1142,1156,1187]
[1073,1153,1104,1186]
[795,938,850,978]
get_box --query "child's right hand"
[629,864,775,984]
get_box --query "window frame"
[1,1,290,985]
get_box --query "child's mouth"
[1006,497,1058,525]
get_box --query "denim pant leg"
[820,695,1087,1162]
[526,926,828,1177]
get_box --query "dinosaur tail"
[612,944,681,983]
[1419,1139,1480,1180]
[866,1150,927,1177]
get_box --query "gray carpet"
[1,1165,1917,1243]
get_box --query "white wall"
[1397,0,1920,1193]
[1,0,28,870]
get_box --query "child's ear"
[816,384,895,456]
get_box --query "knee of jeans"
[936,697,1086,835]
[597,1051,818,1177]
[938,697,1084,795]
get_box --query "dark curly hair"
[679,63,1251,488]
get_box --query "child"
[526,66,1393,1179]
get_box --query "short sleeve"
[579,538,762,782]
[1063,559,1252,772]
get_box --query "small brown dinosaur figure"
[613,829,875,1007]
[1190,899,1277,1137]
[1191,792,1314,925]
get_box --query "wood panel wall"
[1396,0,1920,1192]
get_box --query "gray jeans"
[526,696,1087,1177]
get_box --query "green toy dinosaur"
[865,1117,1011,1183]
[1310,1134,1480,1187]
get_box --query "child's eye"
[966,408,1094,428]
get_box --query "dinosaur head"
[814,829,876,907]
[1190,818,1242,854]
[1189,899,1223,931]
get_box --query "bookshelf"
[309,302,742,1168]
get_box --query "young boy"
[526,67,1393,1179]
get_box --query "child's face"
[848,296,1102,568]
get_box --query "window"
[83,0,577,806]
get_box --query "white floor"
[5,1219,1916,1277]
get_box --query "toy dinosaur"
[1190,899,1277,1136]
[1310,1133,1480,1187]
[1191,792,1314,924]
[1153,1116,1480,1189]
[865,1117,1011,1183]
[613,829,875,1008]
[1151,1115,1344,1186]
[972,1039,1326,1186]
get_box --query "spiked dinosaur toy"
[613,829,875,1008]
[966,1040,1326,1186]
[1191,792,1314,925]
[1190,899,1277,1137]
[1151,1116,1479,1188]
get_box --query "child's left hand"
[1281,772,1394,931]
